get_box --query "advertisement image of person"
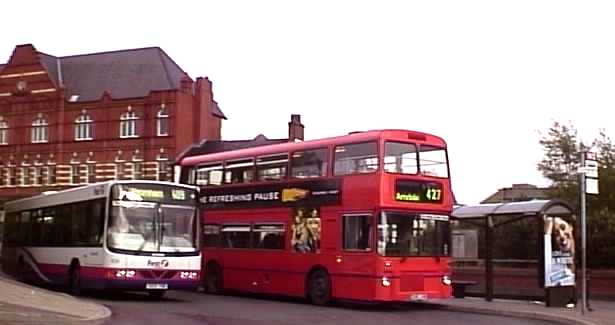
[543,215,575,287]
[291,207,321,253]
[291,208,311,253]
[306,208,321,250]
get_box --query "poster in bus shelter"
[543,215,576,288]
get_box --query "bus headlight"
[115,270,126,278]
[381,277,392,287]
[442,275,452,286]
[126,270,136,278]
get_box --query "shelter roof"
[452,199,574,220]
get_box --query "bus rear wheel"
[68,264,82,296]
[204,263,223,294]
[307,269,331,305]
[148,290,166,299]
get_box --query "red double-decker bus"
[178,129,453,304]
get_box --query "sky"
[2,1,615,205]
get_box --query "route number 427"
[425,188,442,201]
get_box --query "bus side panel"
[331,273,377,301]
[338,175,380,210]
[21,247,103,286]
[330,253,378,301]
[246,250,305,297]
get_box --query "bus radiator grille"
[138,270,178,279]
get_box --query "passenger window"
[334,142,378,176]
[221,224,251,248]
[202,224,221,247]
[224,159,254,184]
[256,154,288,181]
[252,224,285,249]
[18,211,31,245]
[343,214,371,251]
[419,145,449,178]
[31,210,44,246]
[196,163,223,186]
[291,148,328,178]
[384,142,418,174]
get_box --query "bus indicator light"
[381,277,392,287]
[442,275,452,286]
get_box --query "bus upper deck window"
[384,142,418,174]
[418,145,449,178]
[196,163,223,186]
[334,142,378,176]
[256,154,288,181]
[224,159,255,184]
[291,148,328,178]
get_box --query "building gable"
[0,44,58,98]
[1,44,226,120]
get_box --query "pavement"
[421,296,615,325]
[0,270,614,325]
[0,271,111,325]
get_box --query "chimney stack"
[288,114,304,142]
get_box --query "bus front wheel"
[204,263,223,294]
[68,264,82,296]
[307,269,331,305]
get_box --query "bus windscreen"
[108,184,198,255]
[377,212,449,257]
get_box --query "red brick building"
[0,44,226,204]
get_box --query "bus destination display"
[395,180,443,203]
[112,183,196,205]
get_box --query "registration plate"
[146,283,168,290]
[409,293,427,301]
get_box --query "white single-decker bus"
[1,180,200,298]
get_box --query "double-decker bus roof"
[181,129,446,166]
[4,180,196,213]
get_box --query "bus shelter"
[451,200,576,306]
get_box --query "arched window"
[0,118,8,145]
[156,104,169,136]
[119,107,138,138]
[74,112,93,140]
[31,115,48,143]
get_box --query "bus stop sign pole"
[579,151,598,315]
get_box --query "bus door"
[249,223,286,294]
[336,213,375,299]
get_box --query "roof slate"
[176,134,287,162]
[38,52,60,87]
[59,47,185,102]
[2,46,226,123]
[212,100,227,119]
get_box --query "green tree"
[586,131,615,267]
[537,121,583,208]
[538,122,615,268]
